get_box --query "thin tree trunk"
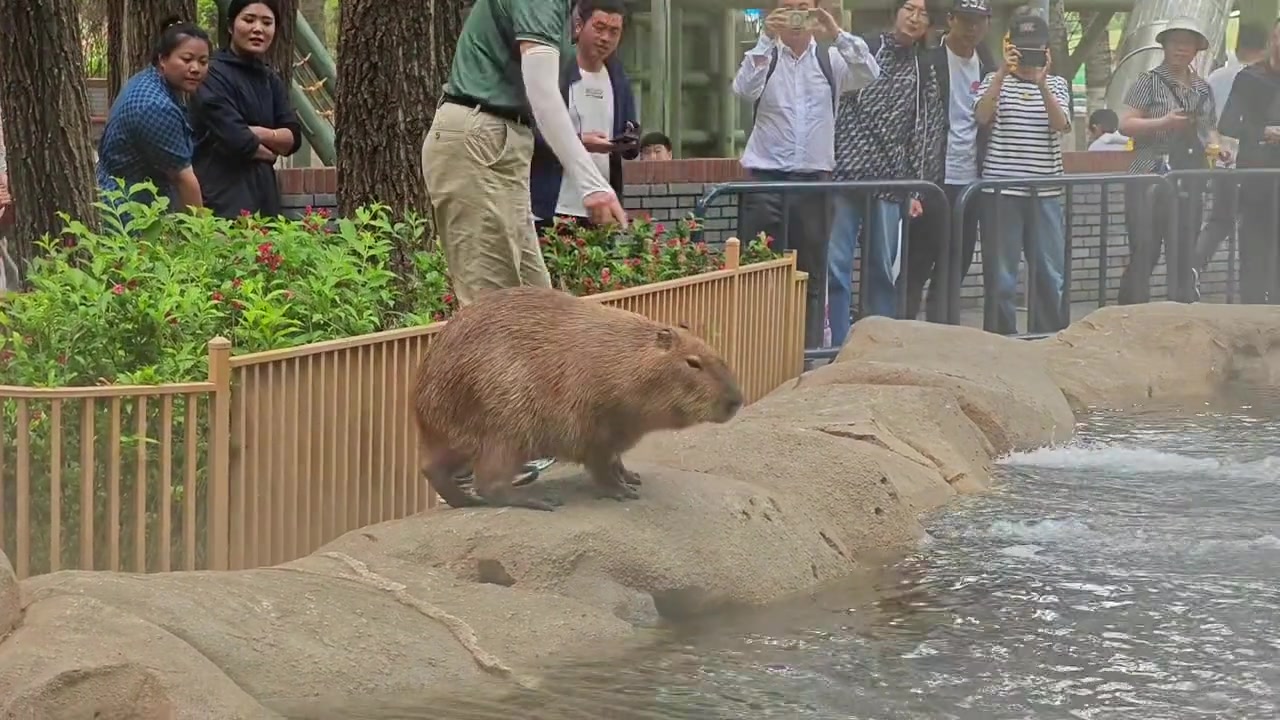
[300,0,325,44]
[0,0,98,277]
[335,0,460,218]
[266,0,297,86]
[125,0,197,76]
[1048,0,1069,81]
[1083,12,1113,117]
[107,0,127,103]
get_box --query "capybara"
[412,286,744,511]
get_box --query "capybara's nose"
[723,395,743,419]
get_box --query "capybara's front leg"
[586,453,641,502]
[472,454,562,511]
[422,448,485,509]
[610,457,642,486]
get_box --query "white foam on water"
[998,443,1279,480]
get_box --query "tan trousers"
[421,102,552,306]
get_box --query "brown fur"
[412,286,744,511]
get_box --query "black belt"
[442,94,532,127]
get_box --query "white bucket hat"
[1155,16,1209,52]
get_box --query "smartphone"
[610,133,639,147]
[787,9,809,29]
[1018,47,1047,68]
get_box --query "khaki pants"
[421,102,551,306]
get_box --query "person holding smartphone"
[529,0,640,234]
[1116,16,1220,305]
[971,9,1072,335]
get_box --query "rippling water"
[284,394,1280,720]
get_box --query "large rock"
[1035,303,1280,409]
[0,551,18,641]
[803,317,1076,453]
[3,304,1276,714]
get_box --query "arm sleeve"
[1050,76,1072,132]
[189,84,261,160]
[972,71,994,108]
[523,45,612,198]
[1217,74,1249,142]
[1122,72,1155,117]
[269,74,304,157]
[134,104,194,175]
[832,32,879,93]
[731,33,778,101]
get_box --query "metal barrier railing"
[694,179,950,361]
[1165,167,1280,305]
[950,173,1171,332]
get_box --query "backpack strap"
[751,47,782,124]
[751,42,840,123]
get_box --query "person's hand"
[810,8,841,42]
[763,7,789,39]
[585,189,627,227]
[581,131,614,154]
[1160,111,1192,132]
[908,198,923,218]
[1001,43,1020,74]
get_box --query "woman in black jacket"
[189,0,302,218]
[1218,21,1280,303]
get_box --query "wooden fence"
[0,242,807,578]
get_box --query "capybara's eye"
[685,356,703,370]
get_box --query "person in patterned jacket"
[825,0,945,348]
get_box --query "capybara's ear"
[655,327,676,349]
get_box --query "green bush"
[0,184,779,575]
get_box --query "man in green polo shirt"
[422,0,626,493]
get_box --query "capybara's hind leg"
[422,447,485,509]
[610,457,642,486]
[473,454,562,511]
[586,453,641,502]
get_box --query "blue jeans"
[827,196,902,347]
[980,193,1066,335]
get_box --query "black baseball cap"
[1009,13,1050,48]
[951,0,991,16]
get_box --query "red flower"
[56,353,68,366]
[442,293,455,306]
[764,235,775,247]
[240,209,252,218]
[655,223,666,235]
[231,300,246,310]
[231,277,243,289]
[316,207,331,219]
[112,283,125,295]
[600,267,612,284]
[283,289,295,300]
[212,290,224,302]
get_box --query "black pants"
[736,168,831,348]
[1193,176,1238,272]
[1119,182,1202,305]
[904,183,980,322]
[1238,177,1280,303]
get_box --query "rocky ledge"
[3,303,1279,717]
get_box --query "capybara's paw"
[621,468,642,486]
[597,482,641,502]
[443,492,487,509]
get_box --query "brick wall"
[276,151,1235,309]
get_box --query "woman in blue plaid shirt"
[96,17,212,212]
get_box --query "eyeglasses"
[900,5,929,19]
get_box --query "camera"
[1017,47,1047,68]
[787,9,810,29]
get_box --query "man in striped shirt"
[972,10,1071,335]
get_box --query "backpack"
[752,42,839,124]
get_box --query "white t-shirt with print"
[944,46,983,185]
[556,66,614,218]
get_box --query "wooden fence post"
[725,237,742,386]
[207,337,232,571]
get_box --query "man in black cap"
[972,6,1072,335]
[906,0,996,321]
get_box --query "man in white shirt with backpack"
[731,0,879,349]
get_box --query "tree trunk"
[1083,12,1113,117]
[335,0,460,218]
[125,0,197,77]
[0,0,98,278]
[1047,0,1070,81]
[266,0,298,86]
[107,0,127,103]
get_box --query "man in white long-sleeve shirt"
[421,0,627,502]
[732,0,878,348]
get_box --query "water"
[285,395,1280,720]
